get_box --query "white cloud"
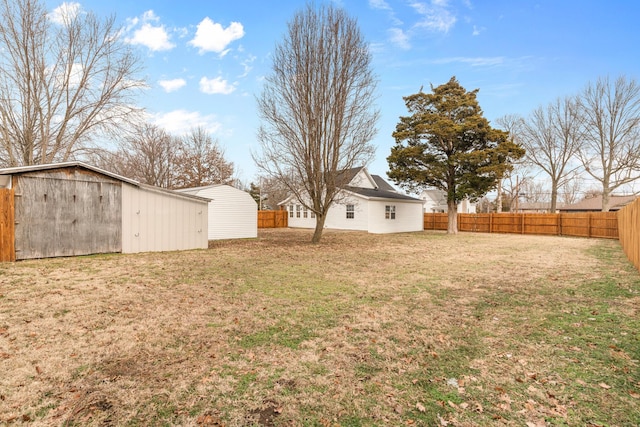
[472,25,484,36]
[125,10,175,51]
[431,56,505,67]
[389,28,411,50]
[49,2,81,25]
[239,54,256,78]
[158,78,186,92]
[152,110,222,135]
[199,76,236,95]
[189,18,244,55]
[410,0,457,33]
[369,0,391,10]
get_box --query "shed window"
[303,206,308,218]
[385,205,396,220]
[289,204,294,218]
[346,204,354,219]
[296,205,301,218]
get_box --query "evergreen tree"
[388,77,524,233]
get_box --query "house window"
[346,204,354,219]
[296,205,301,218]
[385,205,396,220]
[289,204,294,218]
[303,206,308,218]
[311,210,315,218]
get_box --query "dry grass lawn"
[0,229,639,426]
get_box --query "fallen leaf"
[629,390,640,399]
[416,402,425,412]
[599,383,611,390]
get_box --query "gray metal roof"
[343,185,423,202]
[0,161,139,185]
[0,161,210,202]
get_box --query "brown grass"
[0,229,638,426]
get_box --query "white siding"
[121,184,208,253]
[284,199,316,229]
[367,200,424,234]
[349,169,376,189]
[324,197,369,231]
[180,185,257,240]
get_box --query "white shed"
[177,184,257,240]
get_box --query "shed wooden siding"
[0,188,15,262]
[12,169,122,260]
[121,183,208,253]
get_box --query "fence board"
[425,212,619,239]
[258,210,288,228]
[0,188,15,262]
[618,199,640,272]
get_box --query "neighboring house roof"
[559,194,636,212]
[518,202,565,211]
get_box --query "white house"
[177,184,257,240]
[280,167,424,234]
[420,189,477,213]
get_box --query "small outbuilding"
[177,184,257,240]
[0,162,209,261]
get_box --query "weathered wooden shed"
[0,162,209,261]
[177,184,257,240]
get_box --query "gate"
[0,188,15,262]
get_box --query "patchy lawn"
[0,229,638,426]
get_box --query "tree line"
[494,75,640,213]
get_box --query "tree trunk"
[447,199,458,234]
[550,180,558,213]
[311,213,327,243]
[496,180,503,213]
[602,188,611,212]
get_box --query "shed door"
[14,176,122,259]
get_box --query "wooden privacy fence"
[258,210,288,228]
[0,188,15,262]
[617,199,640,271]
[424,212,619,239]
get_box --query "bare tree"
[107,123,178,188]
[254,3,378,243]
[250,176,291,210]
[173,126,234,189]
[558,172,584,206]
[0,0,144,167]
[495,114,525,212]
[516,96,583,212]
[578,75,640,211]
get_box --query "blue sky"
[45,0,640,186]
